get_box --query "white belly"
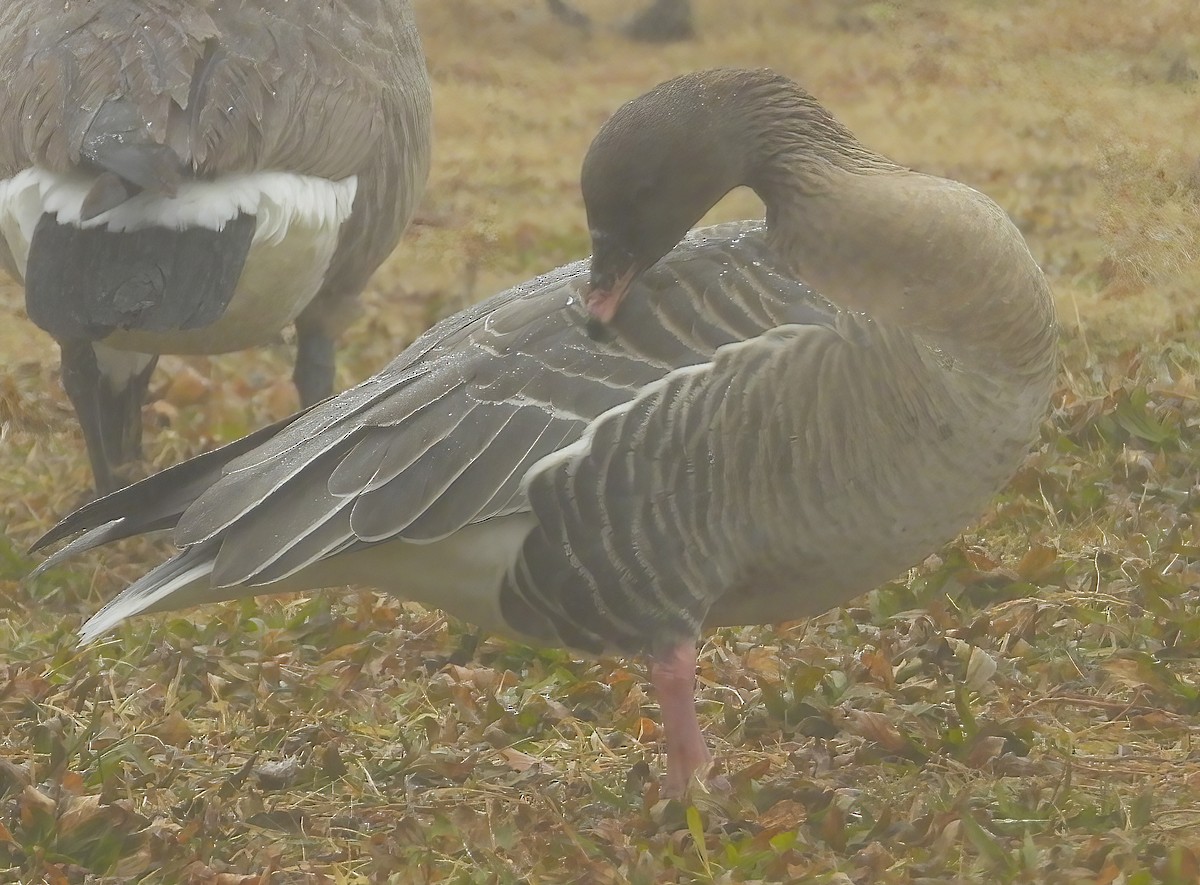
[296,515,539,640]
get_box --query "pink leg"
[650,640,711,797]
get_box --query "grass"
[3,0,1200,881]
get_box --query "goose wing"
[174,223,837,587]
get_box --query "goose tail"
[76,542,218,645]
[30,412,301,559]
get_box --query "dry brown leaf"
[153,710,194,747]
[20,785,56,819]
[1095,859,1123,885]
[965,735,1007,769]
[634,716,660,744]
[1130,711,1180,731]
[207,673,231,699]
[162,365,212,408]
[759,799,808,830]
[40,864,70,885]
[862,648,896,689]
[212,875,262,885]
[743,645,783,680]
[447,663,502,692]
[1101,657,1161,692]
[58,770,84,793]
[57,794,105,835]
[965,549,1000,571]
[498,747,541,772]
[1017,543,1058,580]
[837,709,909,753]
[948,639,999,690]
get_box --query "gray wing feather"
[328,377,471,494]
[246,506,357,585]
[181,225,836,594]
[394,407,563,541]
[0,1,424,178]
[208,446,350,586]
[347,403,514,541]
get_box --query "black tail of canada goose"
[0,0,432,492]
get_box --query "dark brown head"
[580,68,804,322]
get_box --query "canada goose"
[0,0,432,492]
[33,69,1057,796]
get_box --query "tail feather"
[31,411,304,554]
[25,211,256,340]
[76,542,218,645]
[29,519,129,582]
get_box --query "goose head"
[581,70,749,322]
[581,67,878,322]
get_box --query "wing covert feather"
[187,225,835,591]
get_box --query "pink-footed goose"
[0,0,432,492]
[32,69,1057,796]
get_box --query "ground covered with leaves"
[2,1,1200,882]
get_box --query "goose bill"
[583,264,638,323]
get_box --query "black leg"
[59,340,157,494]
[59,340,115,493]
[293,316,337,407]
[99,352,156,471]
